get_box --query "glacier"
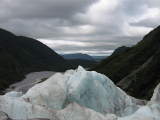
[0,66,159,120]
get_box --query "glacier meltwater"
[0,66,160,120]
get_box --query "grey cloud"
[130,19,160,28]
[121,0,146,16]
[0,0,98,37]
[0,0,159,56]
[0,0,97,19]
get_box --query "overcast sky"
[0,0,160,56]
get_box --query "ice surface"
[0,66,159,120]
[5,91,23,97]
[21,66,140,116]
[150,83,160,103]
[66,66,140,116]
[22,70,74,110]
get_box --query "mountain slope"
[0,28,70,92]
[92,26,160,99]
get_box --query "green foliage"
[92,26,160,99]
[0,28,72,93]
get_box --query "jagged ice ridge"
[0,66,159,120]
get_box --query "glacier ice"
[0,66,159,120]
[22,66,141,116]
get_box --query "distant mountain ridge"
[62,53,97,68]
[92,56,107,62]
[0,28,71,93]
[92,26,160,99]
[62,53,95,61]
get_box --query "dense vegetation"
[0,28,71,93]
[92,26,160,99]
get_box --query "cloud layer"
[0,0,160,56]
